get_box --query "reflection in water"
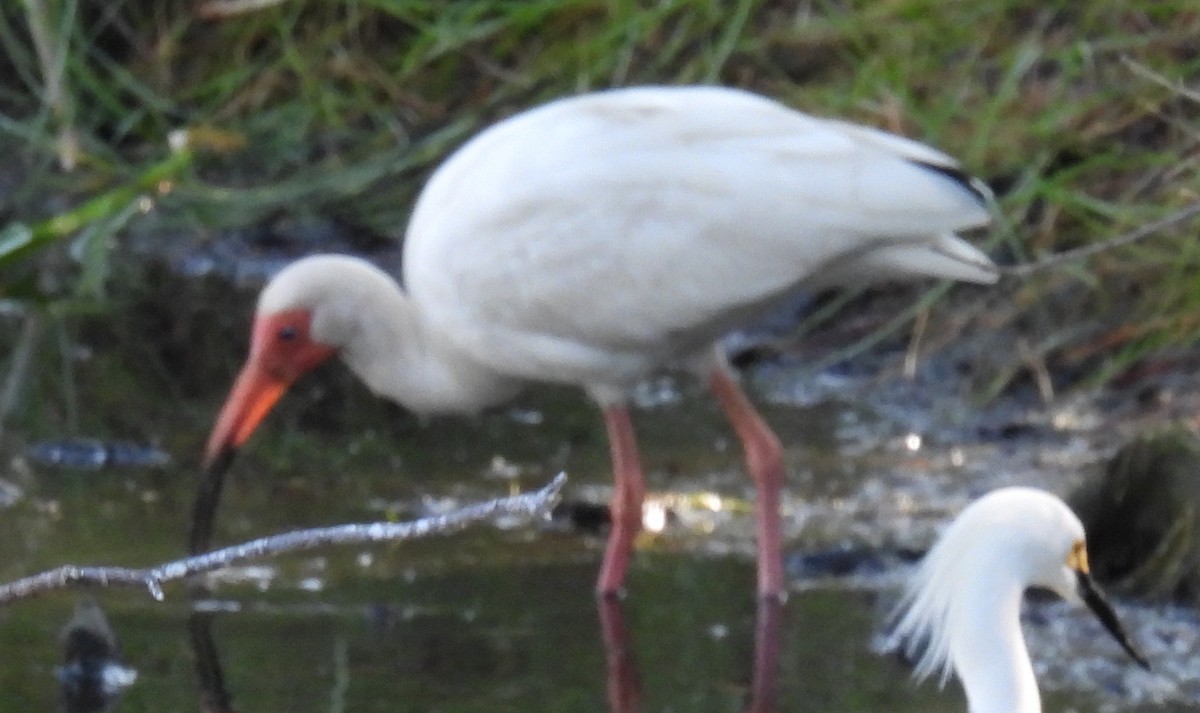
[189,450,236,555]
[7,557,1180,712]
[598,597,783,713]
[177,587,787,713]
[598,598,641,713]
[746,599,782,713]
[56,598,137,713]
[187,611,236,713]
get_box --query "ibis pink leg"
[708,368,786,599]
[597,405,646,597]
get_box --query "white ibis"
[890,487,1148,713]
[199,85,999,598]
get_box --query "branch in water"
[0,473,566,606]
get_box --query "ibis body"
[201,85,999,597]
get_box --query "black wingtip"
[908,159,992,206]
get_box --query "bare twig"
[903,307,929,381]
[1121,56,1200,106]
[195,0,292,20]
[1001,202,1200,277]
[1017,337,1055,404]
[0,473,566,606]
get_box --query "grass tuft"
[0,0,1198,404]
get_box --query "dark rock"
[1071,428,1200,602]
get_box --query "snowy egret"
[890,487,1149,713]
[197,85,999,597]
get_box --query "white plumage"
[404,86,995,399]
[890,487,1148,713]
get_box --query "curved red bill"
[202,309,335,468]
[202,361,290,468]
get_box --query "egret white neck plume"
[890,487,1148,713]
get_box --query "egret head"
[891,487,1148,687]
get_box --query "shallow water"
[0,259,1196,711]
[1,372,1196,713]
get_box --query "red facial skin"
[203,309,336,468]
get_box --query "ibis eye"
[278,326,298,342]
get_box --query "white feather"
[404,85,996,392]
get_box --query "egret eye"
[278,326,298,342]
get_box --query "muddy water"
[0,265,1196,712]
